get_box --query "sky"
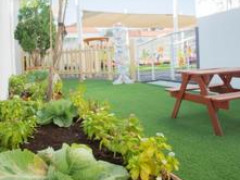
[56,0,196,25]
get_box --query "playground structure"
[22,7,198,82]
[23,27,198,82]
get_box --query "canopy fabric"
[82,10,196,28]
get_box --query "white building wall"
[13,0,23,74]
[198,8,240,69]
[0,0,20,100]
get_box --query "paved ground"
[138,70,182,82]
[148,80,181,88]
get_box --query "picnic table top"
[178,67,240,75]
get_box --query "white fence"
[23,47,115,80]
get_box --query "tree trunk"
[47,0,68,101]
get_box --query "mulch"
[21,120,124,165]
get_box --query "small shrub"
[26,69,49,83]
[0,98,38,149]
[127,135,179,180]
[82,110,118,141]
[9,69,50,101]
[9,74,27,97]
[0,117,36,149]
[0,97,38,122]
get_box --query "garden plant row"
[0,70,180,180]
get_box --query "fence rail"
[23,47,115,80]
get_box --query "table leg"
[171,74,190,118]
[219,74,233,92]
[206,100,223,136]
[196,75,209,95]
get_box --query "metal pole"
[170,0,179,80]
[76,0,84,48]
[151,43,155,81]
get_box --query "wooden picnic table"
[167,67,240,136]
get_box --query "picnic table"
[167,67,240,136]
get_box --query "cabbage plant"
[37,99,77,127]
[0,144,129,180]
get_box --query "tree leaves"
[15,0,56,56]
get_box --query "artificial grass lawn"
[63,79,240,180]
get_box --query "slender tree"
[47,0,68,100]
[15,0,56,66]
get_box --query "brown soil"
[21,120,124,165]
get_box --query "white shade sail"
[82,10,196,28]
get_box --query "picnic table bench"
[167,68,240,136]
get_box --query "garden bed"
[21,120,181,180]
[21,120,124,165]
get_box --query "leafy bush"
[0,98,38,149]
[72,86,179,180]
[127,136,179,180]
[9,74,26,96]
[70,87,88,117]
[37,99,77,127]
[0,144,129,180]
[0,117,36,149]
[9,70,50,101]
[26,69,49,83]
[0,97,38,121]
[27,80,48,101]
[83,109,179,180]
[82,111,118,141]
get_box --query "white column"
[76,0,84,48]
[0,0,17,100]
[170,0,179,80]
[13,0,22,74]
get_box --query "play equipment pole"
[170,0,179,80]
[76,0,84,48]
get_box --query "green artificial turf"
[63,79,240,180]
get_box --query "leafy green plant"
[72,87,180,180]
[53,80,63,94]
[0,117,37,149]
[37,99,77,127]
[15,0,56,58]
[0,149,48,179]
[80,100,179,179]
[70,87,88,117]
[0,143,129,180]
[127,135,179,180]
[9,70,50,101]
[0,97,38,121]
[27,80,48,101]
[27,70,49,83]
[103,114,143,157]
[0,98,38,149]
[38,143,129,180]
[9,74,27,97]
[82,110,118,141]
